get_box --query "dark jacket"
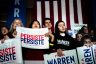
[54,33,76,50]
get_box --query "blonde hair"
[9,18,24,33]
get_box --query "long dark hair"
[78,26,88,34]
[29,20,41,28]
[0,26,13,39]
[55,20,66,35]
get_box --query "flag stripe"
[50,0,54,31]
[45,1,50,18]
[77,0,83,24]
[61,0,67,28]
[53,1,58,28]
[37,1,42,26]
[33,0,37,20]
[58,0,62,21]
[81,0,85,24]
[41,0,45,26]
[69,0,75,29]
[73,0,79,23]
[65,0,71,29]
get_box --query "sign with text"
[16,27,49,49]
[77,46,95,64]
[0,39,23,64]
[92,45,96,64]
[6,0,26,27]
[68,24,87,38]
[44,49,78,64]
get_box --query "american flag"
[30,0,88,31]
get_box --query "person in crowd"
[0,26,12,43]
[43,18,54,48]
[10,18,24,38]
[89,29,96,42]
[43,18,55,54]
[54,20,76,57]
[78,26,89,36]
[30,19,54,46]
[29,20,40,28]
[82,35,94,47]
[23,20,44,60]
[75,33,84,47]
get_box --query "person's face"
[44,20,52,29]
[13,19,22,30]
[58,22,66,33]
[76,34,82,41]
[84,38,93,47]
[1,27,8,35]
[83,27,88,33]
[90,30,94,35]
[32,21,40,29]
[84,39,91,44]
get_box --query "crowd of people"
[0,18,96,57]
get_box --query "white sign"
[92,45,96,64]
[0,40,1,44]
[16,27,49,49]
[68,30,76,38]
[44,49,78,64]
[77,46,94,64]
[68,24,87,38]
[0,39,23,64]
[74,24,87,29]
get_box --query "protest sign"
[0,39,23,64]
[16,27,49,49]
[44,49,78,64]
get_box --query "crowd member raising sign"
[16,20,49,49]
[43,18,54,44]
[43,18,55,54]
[29,20,41,29]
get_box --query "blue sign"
[6,0,26,27]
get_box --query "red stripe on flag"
[41,0,45,26]
[33,0,37,20]
[65,0,71,30]
[58,0,62,21]
[50,1,54,31]
[73,0,79,23]
[81,0,87,24]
